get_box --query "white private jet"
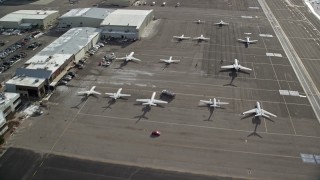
[105,88,131,100]
[116,52,141,62]
[151,1,155,6]
[161,2,166,6]
[221,59,252,71]
[199,98,229,108]
[136,92,168,106]
[194,20,205,24]
[160,56,180,64]
[238,33,258,46]
[173,34,191,41]
[214,20,229,27]
[77,86,101,96]
[242,102,277,118]
[193,35,210,41]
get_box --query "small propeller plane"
[194,20,205,24]
[221,59,252,71]
[238,33,258,47]
[199,98,229,108]
[136,92,168,106]
[214,20,229,27]
[116,52,141,62]
[193,35,210,42]
[242,102,277,118]
[77,86,101,96]
[160,56,180,64]
[173,34,191,41]
[105,88,131,100]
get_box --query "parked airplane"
[173,34,191,41]
[77,86,101,96]
[242,102,277,118]
[116,52,141,62]
[238,33,258,46]
[199,98,229,108]
[161,2,166,6]
[193,35,210,41]
[194,20,205,24]
[176,2,180,7]
[214,20,229,27]
[105,88,131,100]
[160,56,180,64]
[136,92,168,106]
[221,59,252,71]
[151,1,155,6]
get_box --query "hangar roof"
[0,10,58,22]
[60,8,114,20]
[100,9,153,29]
[23,27,101,76]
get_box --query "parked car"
[151,131,161,137]
[161,90,176,97]
[67,71,76,78]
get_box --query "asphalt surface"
[1,0,320,179]
[0,147,233,180]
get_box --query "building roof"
[60,8,114,19]
[6,76,45,88]
[100,9,153,29]
[23,27,101,77]
[0,10,58,22]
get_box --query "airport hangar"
[0,10,59,30]
[0,92,21,136]
[100,9,154,39]
[5,27,101,99]
[58,8,154,39]
[57,8,114,28]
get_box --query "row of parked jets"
[77,87,277,118]
[173,20,258,46]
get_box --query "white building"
[6,27,101,98]
[0,10,59,29]
[100,9,154,39]
[0,93,21,136]
[58,8,114,28]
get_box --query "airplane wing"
[131,57,141,61]
[119,93,131,97]
[105,93,114,96]
[199,100,211,104]
[193,37,200,40]
[248,40,258,43]
[203,38,210,40]
[239,65,252,71]
[116,57,126,60]
[238,39,246,42]
[92,91,101,95]
[173,36,180,39]
[217,102,229,105]
[221,65,234,69]
[160,59,168,62]
[171,60,180,62]
[242,108,257,115]
[136,99,149,103]
[153,99,168,104]
[77,91,89,95]
[262,109,277,117]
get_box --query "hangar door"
[74,48,85,62]
[91,34,100,45]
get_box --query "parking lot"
[1,0,320,179]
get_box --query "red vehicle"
[151,131,161,137]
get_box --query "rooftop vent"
[34,79,39,83]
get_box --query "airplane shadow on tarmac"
[220,69,250,87]
[71,95,90,109]
[241,113,275,138]
[102,98,116,110]
[134,105,151,123]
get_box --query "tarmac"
[1,0,320,179]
